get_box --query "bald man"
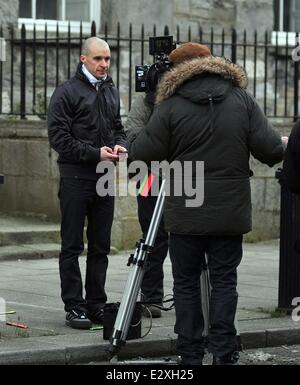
[48,37,127,329]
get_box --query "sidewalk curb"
[1,328,300,365]
[241,327,300,349]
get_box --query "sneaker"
[87,308,104,324]
[142,304,162,318]
[212,351,239,365]
[65,309,92,330]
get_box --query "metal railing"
[0,21,299,121]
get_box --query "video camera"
[135,36,175,93]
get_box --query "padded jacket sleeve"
[128,103,170,164]
[247,92,284,166]
[110,87,127,148]
[125,94,153,143]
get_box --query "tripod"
[200,252,242,352]
[107,180,167,361]
[107,179,241,363]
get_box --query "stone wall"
[249,122,289,242]
[0,0,18,32]
[101,0,174,36]
[0,0,275,36]
[0,119,292,246]
[235,0,273,36]
[0,0,281,118]
[101,0,274,38]
[0,119,140,250]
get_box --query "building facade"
[1,1,275,34]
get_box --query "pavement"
[1,215,300,365]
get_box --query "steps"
[0,214,119,261]
[0,244,61,261]
[0,224,61,246]
[0,214,61,261]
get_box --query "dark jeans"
[58,177,114,313]
[169,233,243,360]
[137,194,169,303]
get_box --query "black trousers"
[169,233,242,360]
[137,194,169,303]
[58,177,114,312]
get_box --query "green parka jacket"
[128,56,284,235]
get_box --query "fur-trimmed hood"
[156,56,248,104]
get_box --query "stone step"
[0,243,119,261]
[0,228,61,247]
[0,214,139,254]
[0,243,61,261]
[0,215,60,246]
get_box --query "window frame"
[18,0,101,32]
[272,0,300,46]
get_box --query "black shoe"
[142,304,162,318]
[87,308,104,324]
[212,351,239,365]
[65,309,92,330]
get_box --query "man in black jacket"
[48,37,127,329]
[128,43,286,364]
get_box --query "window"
[65,0,90,22]
[274,0,300,32]
[18,0,101,32]
[19,0,32,18]
[272,0,300,46]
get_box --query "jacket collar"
[81,64,108,85]
[75,63,112,87]
[156,56,248,104]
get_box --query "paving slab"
[0,239,300,364]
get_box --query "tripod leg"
[200,253,211,339]
[200,271,210,338]
[110,249,145,343]
[201,253,242,355]
[107,181,166,361]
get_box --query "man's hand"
[100,146,119,161]
[113,145,128,161]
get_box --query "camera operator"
[128,42,286,365]
[125,90,169,319]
